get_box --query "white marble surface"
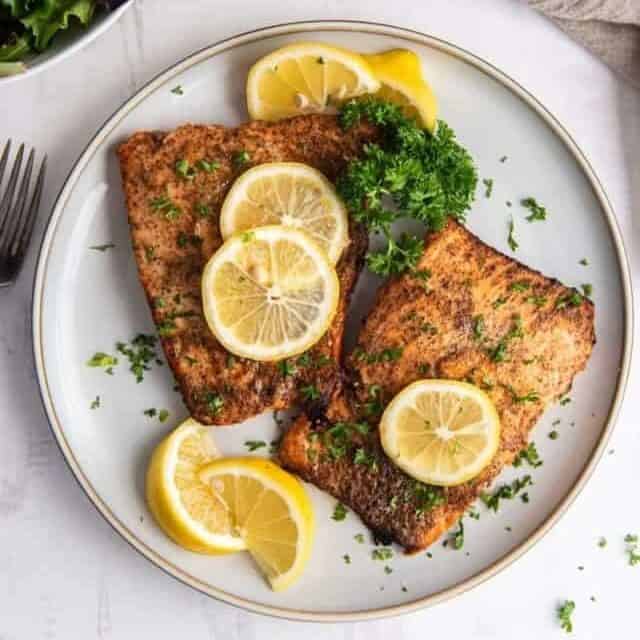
[1,0,638,638]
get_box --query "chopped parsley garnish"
[240,230,255,243]
[89,243,115,252]
[300,384,320,401]
[354,447,378,471]
[521,197,548,222]
[414,481,445,515]
[226,354,236,368]
[363,384,384,416]
[232,150,250,166]
[197,159,219,173]
[157,319,177,337]
[171,85,184,95]
[158,409,169,423]
[205,391,224,415]
[481,475,533,511]
[500,155,508,163]
[549,430,559,440]
[579,258,589,266]
[513,442,543,468]
[384,565,393,574]
[90,396,100,410]
[195,202,211,217]
[526,295,547,307]
[598,537,607,548]
[468,509,480,520]
[493,297,507,309]
[268,438,280,455]
[144,246,155,262]
[354,533,365,544]
[506,386,540,404]
[337,97,477,276]
[418,363,431,376]
[371,547,393,561]
[509,280,530,292]
[507,217,518,251]
[175,159,197,180]
[278,359,297,377]
[355,346,403,364]
[332,502,348,521]
[149,195,181,220]
[625,534,640,566]
[489,341,507,363]
[482,178,493,198]
[317,56,325,64]
[488,315,523,363]
[343,554,351,564]
[472,315,485,340]
[245,440,267,452]
[143,408,157,418]
[581,283,593,298]
[555,291,583,309]
[452,520,464,550]
[87,352,118,371]
[557,600,575,633]
[560,397,571,406]
[115,334,159,383]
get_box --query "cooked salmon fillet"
[279,220,595,552]
[117,115,378,425]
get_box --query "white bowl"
[0,1,132,84]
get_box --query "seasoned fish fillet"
[117,115,377,425]
[279,220,595,552]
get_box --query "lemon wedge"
[219,162,349,264]
[365,49,438,131]
[246,41,380,121]
[201,225,339,361]
[380,380,501,486]
[145,418,246,553]
[199,457,315,591]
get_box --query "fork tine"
[0,140,11,186]
[2,147,34,255]
[14,154,46,260]
[0,143,24,235]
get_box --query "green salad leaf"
[0,0,105,74]
[22,0,95,51]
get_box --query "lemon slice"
[247,41,380,121]
[219,162,349,264]
[145,418,246,553]
[201,225,339,361]
[380,380,501,486]
[199,457,314,591]
[365,49,438,131]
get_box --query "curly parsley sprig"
[337,98,478,276]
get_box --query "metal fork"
[0,140,47,287]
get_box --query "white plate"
[1,2,132,85]
[32,21,632,622]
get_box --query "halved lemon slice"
[199,457,315,591]
[365,49,438,131]
[145,418,246,553]
[380,380,500,486]
[201,225,339,361]
[219,162,349,264]
[247,41,380,121]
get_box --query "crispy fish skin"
[117,115,377,425]
[279,220,595,552]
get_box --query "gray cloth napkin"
[529,0,640,88]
